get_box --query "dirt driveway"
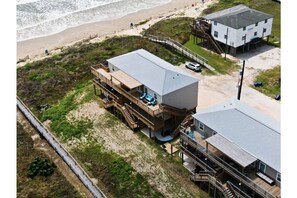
[180,45,281,121]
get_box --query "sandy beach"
[17,0,215,61]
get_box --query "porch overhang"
[110,70,142,89]
[206,134,257,168]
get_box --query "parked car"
[185,62,202,72]
[253,81,263,87]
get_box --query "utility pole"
[224,28,229,60]
[237,60,245,100]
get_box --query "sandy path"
[180,45,281,121]
[17,0,216,61]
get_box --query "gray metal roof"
[193,99,280,172]
[203,5,273,29]
[206,134,257,167]
[107,49,199,95]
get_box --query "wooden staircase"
[191,18,224,55]
[191,173,237,198]
[113,102,138,129]
[171,114,193,138]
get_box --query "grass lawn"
[185,35,239,74]
[203,0,280,46]
[143,17,193,44]
[72,143,164,198]
[252,66,280,98]
[17,36,188,118]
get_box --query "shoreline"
[17,0,215,62]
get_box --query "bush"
[27,157,56,178]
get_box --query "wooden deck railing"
[91,67,163,117]
[180,132,276,198]
[125,103,164,130]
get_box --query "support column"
[149,128,152,139]
[93,84,97,95]
[181,152,184,163]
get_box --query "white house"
[202,5,273,54]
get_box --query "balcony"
[91,66,163,117]
[180,128,280,198]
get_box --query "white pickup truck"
[185,62,202,72]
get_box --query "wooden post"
[171,144,173,156]
[224,28,229,60]
[93,84,97,95]
[149,128,152,139]
[181,152,184,163]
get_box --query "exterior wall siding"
[162,82,198,110]
[193,119,214,138]
[257,161,280,187]
[211,17,273,48]
[211,22,238,47]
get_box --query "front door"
[259,162,266,173]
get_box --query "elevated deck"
[180,121,280,198]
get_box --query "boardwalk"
[17,97,106,198]
[143,34,215,71]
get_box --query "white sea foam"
[17,0,171,41]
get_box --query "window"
[214,21,217,26]
[254,32,257,36]
[199,122,204,131]
[243,27,246,31]
[224,34,228,39]
[276,173,281,182]
[214,31,218,38]
[263,28,266,33]
[265,19,268,23]
[258,162,266,173]
[242,35,246,41]
[255,22,258,26]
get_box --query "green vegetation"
[17,122,81,197]
[73,143,164,198]
[144,17,193,44]
[136,19,150,26]
[17,36,187,117]
[185,36,239,74]
[41,84,94,141]
[27,157,56,178]
[144,17,239,74]
[252,66,280,98]
[203,0,280,46]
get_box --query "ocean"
[17,0,171,42]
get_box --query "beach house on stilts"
[191,5,273,56]
[91,49,199,141]
[180,99,280,198]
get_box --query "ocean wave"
[17,0,171,41]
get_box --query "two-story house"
[91,49,199,141]
[192,5,273,55]
[180,99,280,198]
